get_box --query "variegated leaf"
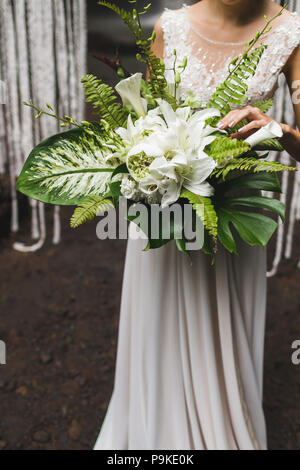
[17,127,115,205]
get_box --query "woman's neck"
[196,0,272,27]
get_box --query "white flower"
[115,73,147,118]
[244,120,283,146]
[108,97,221,207]
[115,111,166,148]
[120,175,141,201]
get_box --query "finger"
[217,106,261,129]
[217,110,240,129]
[230,120,264,139]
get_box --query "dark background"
[0,0,299,450]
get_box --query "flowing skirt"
[94,224,267,450]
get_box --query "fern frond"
[208,44,267,115]
[253,138,284,151]
[70,195,114,228]
[212,156,296,180]
[82,74,128,129]
[181,189,218,238]
[252,98,274,113]
[207,136,250,165]
[99,1,176,107]
[99,1,140,36]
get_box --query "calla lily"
[115,73,147,117]
[244,120,283,146]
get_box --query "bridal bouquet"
[17,1,296,258]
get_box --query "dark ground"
[0,178,299,450]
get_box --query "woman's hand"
[216,105,285,139]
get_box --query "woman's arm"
[146,17,164,82]
[278,45,300,161]
[217,46,300,163]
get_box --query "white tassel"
[53,206,61,245]
[8,0,86,252]
[13,202,46,253]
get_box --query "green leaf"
[70,196,114,228]
[127,203,185,250]
[108,181,122,206]
[216,205,278,252]
[207,136,250,165]
[212,155,295,180]
[215,171,282,195]
[253,138,284,151]
[16,126,114,206]
[217,208,238,254]
[208,43,267,115]
[181,189,218,238]
[111,163,129,179]
[82,74,128,128]
[225,195,285,222]
[252,98,273,113]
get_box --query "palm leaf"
[216,205,278,253]
[225,195,285,222]
[70,195,114,228]
[16,126,115,205]
[215,171,282,194]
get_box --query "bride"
[94,0,300,450]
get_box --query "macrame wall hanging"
[0,0,299,276]
[0,0,86,252]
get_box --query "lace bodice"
[161,5,300,105]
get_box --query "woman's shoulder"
[270,10,300,40]
[158,4,189,41]
[159,5,188,28]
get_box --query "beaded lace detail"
[161,5,300,105]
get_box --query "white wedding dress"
[94,6,300,450]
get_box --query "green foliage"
[82,74,128,129]
[215,171,282,195]
[225,195,285,222]
[181,189,218,238]
[207,136,250,165]
[213,171,285,253]
[71,196,114,228]
[253,138,284,151]
[207,6,285,116]
[208,44,267,115]
[216,204,278,254]
[16,126,115,206]
[99,1,177,107]
[252,98,274,113]
[212,155,296,179]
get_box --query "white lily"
[140,157,181,208]
[115,111,166,147]
[244,120,283,146]
[115,73,147,117]
[116,99,220,207]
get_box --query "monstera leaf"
[215,171,284,253]
[16,126,115,206]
